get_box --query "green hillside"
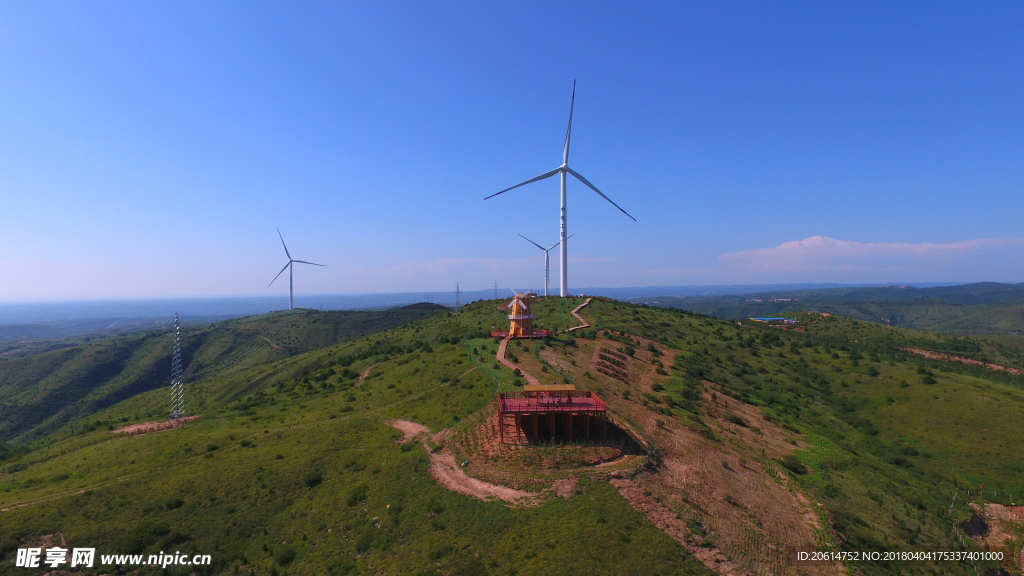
[636,282,1024,336]
[0,299,1021,575]
[0,308,441,445]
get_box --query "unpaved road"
[899,347,1023,374]
[110,415,200,436]
[387,419,430,444]
[386,420,540,505]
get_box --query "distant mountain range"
[0,282,968,326]
[633,281,1024,336]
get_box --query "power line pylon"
[169,313,185,419]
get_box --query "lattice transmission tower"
[454,283,461,314]
[169,313,185,419]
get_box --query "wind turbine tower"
[486,81,635,297]
[519,233,574,297]
[268,229,325,311]
[169,313,184,419]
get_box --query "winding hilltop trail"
[356,363,377,386]
[496,337,540,386]
[898,347,1024,375]
[565,297,593,332]
[259,335,307,352]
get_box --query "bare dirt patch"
[551,477,578,499]
[386,420,430,444]
[899,347,1024,375]
[110,415,199,436]
[970,502,1024,548]
[611,477,751,576]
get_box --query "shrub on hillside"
[780,455,807,475]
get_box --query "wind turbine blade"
[509,289,519,297]
[547,233,573,251]
[268,262,290,288]
[484,167,561,200]
[276,228,292,259]
[566,167,637,222]
[292,260,326,267]
[518,234,546,251]
[563,80,576,165]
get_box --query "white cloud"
[717,236,1024,282]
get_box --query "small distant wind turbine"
[486,81,635,297]
[519,233,574,297]
[268,228,325,311]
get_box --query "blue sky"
[1,1,1022,301]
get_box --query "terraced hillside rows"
[0,298,1022,575]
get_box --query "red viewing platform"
[497,388,607,442]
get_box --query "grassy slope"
[0,309,440,445]
[0,299,1022,574]
[0,300,708,576]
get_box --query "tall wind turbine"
[486,81,635,297]
[268,228,325,310]
[519,233,574,297]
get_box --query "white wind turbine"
[519,233,574,297]
[486,81,635,297]
[268,228,325,311]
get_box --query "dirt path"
[357,363,377,385]
[565,297,593,332]
[899,347,1024,375]
[386,420,539,504]
[496,337,540,386]
[259,335,307,352]
[386,420,430,444]
[110,415,200,436]
[429,450,540,505]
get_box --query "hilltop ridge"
[0,298,1021,574]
